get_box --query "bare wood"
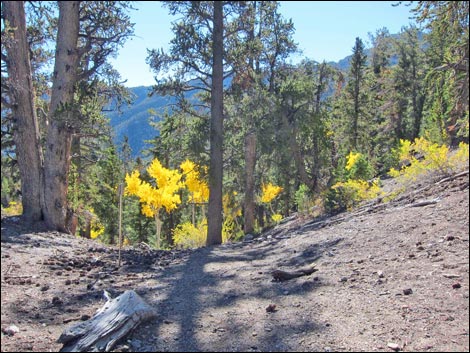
[410,197,440,207]
[58,290,157,352]
[436,170,469,185]
[271,264,318,282]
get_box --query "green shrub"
[325,151,382,213]
[345,151,375,181]
[325,179,382,213]
[294,184,311,215]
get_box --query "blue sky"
[109,1,417,88]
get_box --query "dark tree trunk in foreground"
[207,1,224,246]
[3,1,44,224]
[43,1,80,233]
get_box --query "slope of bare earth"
[1,171,468,352]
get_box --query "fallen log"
[410,197,440,207]
[58,290,157,352]
[271,264,318,282]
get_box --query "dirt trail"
[1,172,469,352]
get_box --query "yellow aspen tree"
[125,158,183,249]
[180,160,209,225]
[260,182,283,226]
[260,183,283,204]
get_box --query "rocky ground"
[1,171,469,352]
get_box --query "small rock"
[131,339,142,349]
[377,271,384,278]
[452,282,461,289]
[2,325,20,336]
[244,234,254,241]
[387,342,400,351]
[40,284,50,292]
[266,304,277,313]
[445,235,455,241]
[115,344,130,352]
[403,288,413,295]
[51,296,63,305]
[339,277,348,282]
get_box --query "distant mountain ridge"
[105,35,412,156]
[106,86,172,157]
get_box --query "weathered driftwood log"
[271,264,318,282]
[58,290,157,352]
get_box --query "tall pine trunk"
[3,1,44,224]
[244,131,256,234]
[43,1,80,233]
[206,1,224,246]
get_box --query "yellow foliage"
[389,138,469,181]
[271,213,283,223]
[124,170,142,196]
[260,183,283,204]
[90,222,105,239]
[449,142,469,171]
[222,191,243,241]
[2,201,22,216]
[345,151,361,171]
[180,159,209,203]
[87,207,104,239]
[125,158,183,217]
[173,218,207,249]
[331,179,383,210]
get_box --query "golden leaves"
[125,158,211,219]
[260,182,283,204]
[125,158,183,217]
[180,159,209,203]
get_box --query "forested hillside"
[107,86,168,157]
[1,1,468,250]
[108,48,384,158]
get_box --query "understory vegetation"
[1,1,468,249]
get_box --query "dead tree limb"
[271,264,318,282]
[436,170,469,185]
[58,290,157,352]
[410,197,440,207]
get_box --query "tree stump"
[58,290,157,352]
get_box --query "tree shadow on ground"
[2,214,340,351]
[129,235,342,352]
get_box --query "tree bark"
[207,1,224,246]
[43,1,80,233]
[244,131,256,234]
[3,1,44,223]
[281,108,313,190]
